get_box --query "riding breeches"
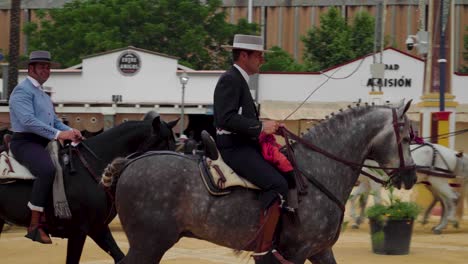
[10,133,55,211]
[217,136,289,209]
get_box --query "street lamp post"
[179,71,189,137]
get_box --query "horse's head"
[454,151,468,177]
[368,100,416,190]
[137,111,178,152]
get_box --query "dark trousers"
[10,133,55,210]
[217,135,288,209]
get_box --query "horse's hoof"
[351,224,359,229]
[431,228,442,235]
[453,222,459,229]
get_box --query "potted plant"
[366,187,422,255]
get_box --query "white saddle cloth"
[0,151,35,180]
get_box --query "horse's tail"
[101,157,128,194]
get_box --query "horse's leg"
[89,226,125,263]
[357,192,369,226]
[349,180,367,229]
[0,218,4,238]
[348,192,359,229]
[308,248,337,264]
[428,178,457,234]
[119,224,179,264]
[120,237,177,264]
[66,230,87,264]
[422,195,438,225]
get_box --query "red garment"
[258,132,293,173]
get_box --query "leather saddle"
[0,134,36,183]
[0,137,68,183]
[198,130,260,196]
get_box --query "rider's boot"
[25,210,52,244]
[252,200,293,264]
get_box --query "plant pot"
[369,218,414,255]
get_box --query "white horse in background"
[348,160,385,229]
[348,143,468,234]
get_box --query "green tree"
[302,7,375,71]
[24,0,258,70]
[459,26,468,73]
[260,46,305,72]
[7,0,21,100]
[350,11,375,58]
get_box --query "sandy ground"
[0,215,467,264]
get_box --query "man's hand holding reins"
[58,129,84,142]
[262,120,279,135]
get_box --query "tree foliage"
[260,46,306,72]
[460,26,468,73]
[7,0,21,100]
[302,7,375,71]
[350,11,375,58]
[24,0,258,70]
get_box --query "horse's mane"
[303,104,394,141]
[85,120,150,144]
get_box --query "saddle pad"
[207,152,259,190]
[0,151,35,180]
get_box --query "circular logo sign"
[117,51,141,75]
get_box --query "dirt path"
[0,217,467,263]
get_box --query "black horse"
[0,112,177,264]
[106,101,417,264]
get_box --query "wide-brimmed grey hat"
[222,34,271,52]
[26,50,60,67]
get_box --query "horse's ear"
[151,116,161,134]
[166,118,180,129]
[144,110,160,121]
[398,99,412,118]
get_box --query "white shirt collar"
[27,76,42,90]
[234,64,249,84]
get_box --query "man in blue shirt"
[9,50,83,244]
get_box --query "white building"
[1,46,468,150]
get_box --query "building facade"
[1,46,467,150]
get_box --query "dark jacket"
[213,66,262,144]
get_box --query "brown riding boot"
[25,210,52,244]
[252,200,293,264]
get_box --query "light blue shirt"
[9,77,70,140]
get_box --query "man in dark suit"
[213,34,292,264]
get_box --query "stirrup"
[252,249,292,264]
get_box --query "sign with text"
[117,51,141,76]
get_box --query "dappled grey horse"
[105,101,417,264]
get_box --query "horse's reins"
[277,108,415,248]
[68,142,117,224]
[279,109,415,194]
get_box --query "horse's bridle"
[359,108,416,184]
[278,108,416,207]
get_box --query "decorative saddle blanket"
[197,132,260,196]
[200,152,260,196]
[0,151,35,180]
[0,141,72,219]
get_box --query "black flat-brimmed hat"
[26,50,60,67]
[222,34,271,52]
